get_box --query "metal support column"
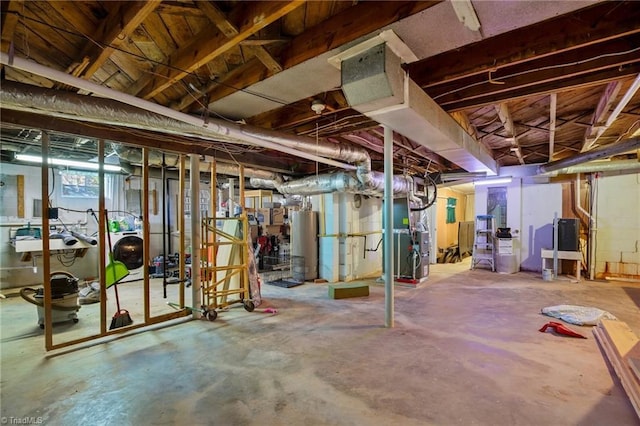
[383,125,394,328]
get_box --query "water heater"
[290,210,318,281]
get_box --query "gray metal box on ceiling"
[341,43,404,113]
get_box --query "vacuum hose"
[20,287,81,311]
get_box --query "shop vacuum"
[20,271,81,329]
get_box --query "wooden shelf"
[541,248,582,281]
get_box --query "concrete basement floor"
[1,259,640,425]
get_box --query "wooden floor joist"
[593,320,640,419]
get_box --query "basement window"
[61,170,112,198]
[487,187,507,228]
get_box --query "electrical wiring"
[4,10,381,160]
[48,168,55,199]
[5,11,298,108]
[433,45,640,101]
[410,174,438,211]
[56,250,77,267]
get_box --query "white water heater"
[290,210,318,281]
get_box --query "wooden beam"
[179,1,439,112]
[0,109,315,174]
[54,57,91,90]
[79,1,161,80]
[428,34,640,108]
[250,46,283,73]
[17,174,24,218]
[240,38,290,46]
[549,93,557,161]
[494,103,525,165]
[195,1,237,38]
[438,63,640,112]
[451,111,479,139]
[583,81,623,151]
[247,90,349,129]
[136,1,305,100]
[407,1,640,88]
[370,128,451,169]
[0,0,22,53]
[155,2,203,18]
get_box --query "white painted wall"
[474,178,546,271]
[594,173,640,278]
[317,193,340,282]
[317,193,383,282]
[520,181,563,272]
[350,196,383,279]
[0,163,179,289]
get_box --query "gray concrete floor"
[1,259,640,425]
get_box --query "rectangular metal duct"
[338,41,497,175]
[341,43,404,112]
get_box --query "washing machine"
[108,230,145,283]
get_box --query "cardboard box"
[272,207,285,225]
[249,225,258,241]
[266,224,281,236]
[258,208,271,225]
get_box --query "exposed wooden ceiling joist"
[0,1,21,55]
[133,0,305,100]
[182,1,440,112]
[429,33,640,110]
[439,63,640,112]
[407,1,640,88]
[78,1,162,80]
[494,103,525,165]
[583,81,623,152]
[549,93,557,161]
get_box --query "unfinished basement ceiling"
[1,1,639,180]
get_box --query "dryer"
[107,230,144,283]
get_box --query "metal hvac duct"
[538,137,640,174]
[541,159,640,176]
[333,33,498,175]
[0,59,423,199]
[0,80,369,171]
[0,56,354,170]
[250,171,414,197]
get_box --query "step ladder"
[471,215,495,271]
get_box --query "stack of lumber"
[593,319,640,419]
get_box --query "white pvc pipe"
[0,52,354,170]
[575,173,594,281]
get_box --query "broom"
[105,210,133,329]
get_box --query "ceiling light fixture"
[311,99,326,115]
[14,153,121,172]
[474,177,512,186]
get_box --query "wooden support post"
[142,148,150,322]
[41,131,52,350]
[17,175,24,218]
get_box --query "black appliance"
[554,218,579,251]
